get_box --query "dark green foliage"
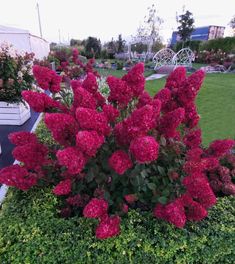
[117,34,125,53]
[70,39,82,47]
[131,42,148,53]
[106,38,116,59]
[116,60,124,70]
[177,10,195,43]
[84,37,102,58]
[0,187,234,264]
[199,37,235,53]
[174,40,201,52]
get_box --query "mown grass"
[98,68,235,146]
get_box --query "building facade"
[171,26,225,46]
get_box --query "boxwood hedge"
[0,187,234,264]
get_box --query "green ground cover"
[0,188,234,263]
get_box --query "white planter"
[0,101,31,125]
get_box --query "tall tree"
[70,39,82,47]
[135,4,163,53]
[117,34,125,53]
[229,15,235,36]
[85,37,101,58]
[177,10,195,44]
[106,38,116,59]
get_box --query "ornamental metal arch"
[153,47,195,71]
[152,48,176,70]
[172,48,195,67]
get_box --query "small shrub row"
[0,188,234,263]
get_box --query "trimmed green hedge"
[199,37,235,53]
[174,40,202,52]
[0,188,234,263]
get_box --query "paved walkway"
[146,73,166,81]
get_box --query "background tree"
[131,42,148,54]
[229,15,235,36]
[84,37,101,58]
[70,39,82,47]
[135,4,163,53]
[117,34,125,53]
[177,10,195,46]
[106,38,116,59]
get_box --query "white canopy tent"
[0,25,49,59]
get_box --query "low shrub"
[1,62,235,240]
[0,188,234,263]
[174,40,202,52]
[0,43,34,103]
[199,37,235,53]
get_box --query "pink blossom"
[13,142,48,170]
[53,179,72,196]
[207,139,235,158]
[183,129,202,149]
[8,131,38,146]
[95,215,121,239]
[122,63,145,97]
[0,164,37,191]
[158,108,185,138]
[83,198,108,218]
[56,147,86,175]
[44,113,79,146]
[76,130,104,157]
[76,107,110,136]
[107,76,132,107]
[82,72,98,94]
[130,136,159,163]
[102,104,120,122]
[153,199,186,228]
[109,150,133,175]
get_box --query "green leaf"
[86,169,95,183]
[158,196,168,204]
[157,166,165,176]
[147,182,156,190]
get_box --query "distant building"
[170,25,225,46]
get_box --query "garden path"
[145,73,166,80]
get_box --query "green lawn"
[98,69,235,146]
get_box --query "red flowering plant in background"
[1,61,235,240]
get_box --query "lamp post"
[36,3,43,38]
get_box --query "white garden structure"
[127,36,153,62]
[0,25,49,59]
[153,47,195,71]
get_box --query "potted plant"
[0,42,34,125]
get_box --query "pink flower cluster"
[1,61,233,240]
[109,150,133,175]
[0,165,37,191]
[22,91,63,113]
[33,65,62,93]
[0,131,49,190]
[83,198,120,239]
